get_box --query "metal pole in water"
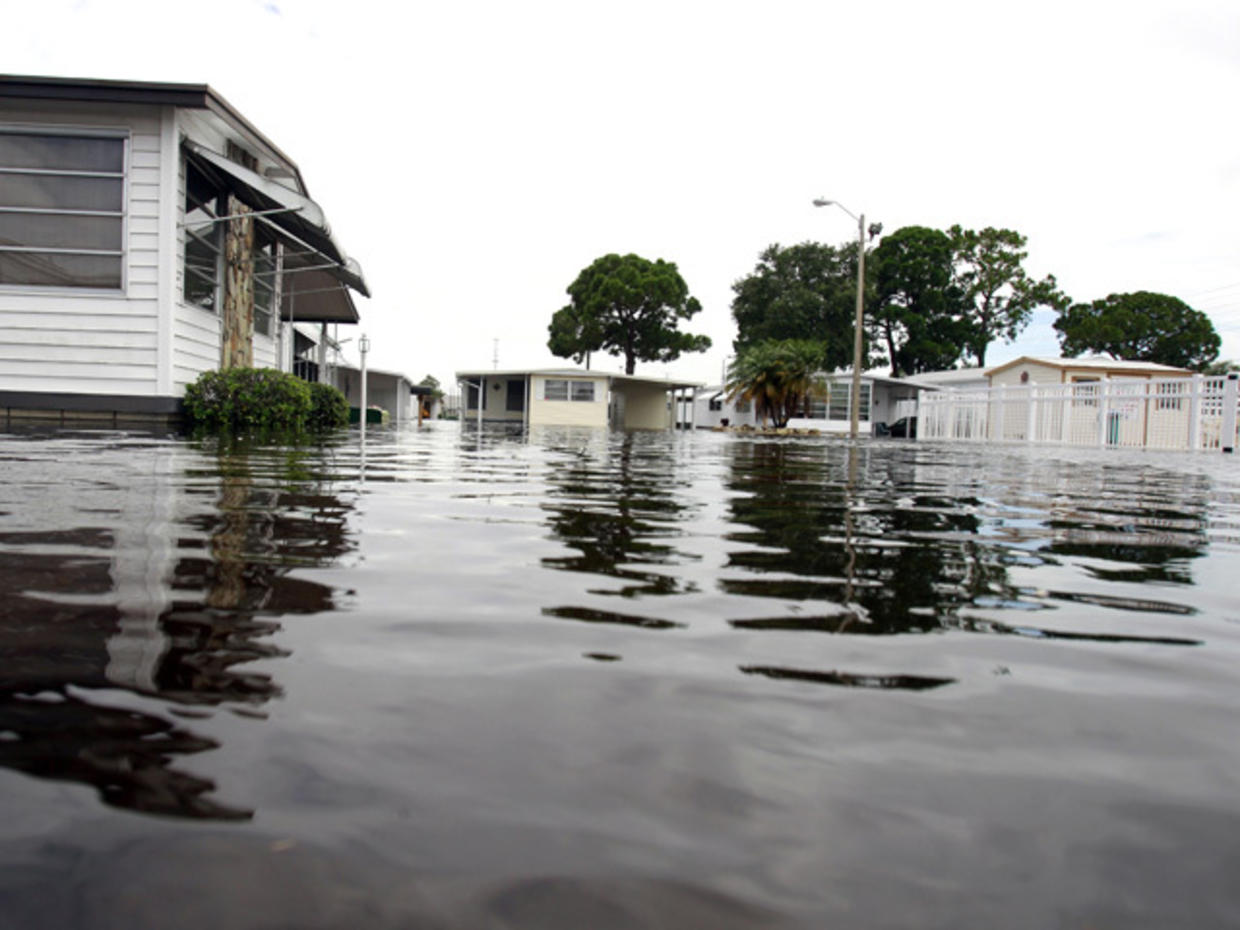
[359,333,370,442]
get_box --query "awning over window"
[183,142,369,323]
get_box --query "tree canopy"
[548,253,711,375]
[729,241,866,372]
[1053,291,1220,371]
[949,225,1068,367]
[871,226,967,376]
[726,339,827,428]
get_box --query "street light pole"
[813,198,866,440]
[358,333,371,440]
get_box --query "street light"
[358,333,371,440]
[813,198,866,440]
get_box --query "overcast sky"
[11,0,1240,389]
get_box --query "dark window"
[570,380,595,402]
[0,129,125,289]
[466,383,480,410]
[544,379,568,401]
[506,379,525,412]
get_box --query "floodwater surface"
[1,424,1238,929]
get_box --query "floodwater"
[1,423,1238,929]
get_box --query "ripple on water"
[0,425,1238,928]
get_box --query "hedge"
[183,368,349,433]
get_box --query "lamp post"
[813,198,866,440]
[358,333,371,440]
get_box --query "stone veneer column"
[220,195,255,369]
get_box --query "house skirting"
[0,391,183,427]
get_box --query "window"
[465,383,480,410]
[734,398,750,414]
[708,397,723,412]
[543,378,595,401]
[183,162,223,310]
[0,129,125,288]
[252,234,276,337]
[826,381,871,421]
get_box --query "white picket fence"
[918,374,1240,453]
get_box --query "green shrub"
[183,368,312,432]
[307,382,350,431]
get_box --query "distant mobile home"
[0,74,368,422]
[455,368,700,430]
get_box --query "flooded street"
[1,424,1238,929]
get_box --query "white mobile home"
[455,368,700,430]
[785,372,924,433]
[0,75,368,422]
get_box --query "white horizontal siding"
[252,335,277,369]
[0,102,164,397]
[173,303,220,391]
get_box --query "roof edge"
[0,73,304,189]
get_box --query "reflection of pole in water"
[839,443,869,632]
[206,465,253,611]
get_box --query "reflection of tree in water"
[723,442,997,634]
[541,434,697,597]
[0,439,355,819]
[723,443,1212,639]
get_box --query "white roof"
[454,367,702,390]
[986,355,1190,376]
[903,367,988,386]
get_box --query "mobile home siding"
[0,101,163,397]
[529,375,608,427]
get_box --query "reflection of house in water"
[539,433,697,602]
[0,437,355,818]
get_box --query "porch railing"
[917,373,1239,453]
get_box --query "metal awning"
[184,142,369,323]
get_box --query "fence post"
[1098,380,1111,447]
[1026,385,1037,443]
[1223,374,1239,454]
[1189,373,1203,451]
[995,384,1005,441]
[1060,384,1071,444]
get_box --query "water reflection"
[540,433,698,597]
[0,436,355,818]
[721,442,1212,645]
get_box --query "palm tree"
[726,340,828,428]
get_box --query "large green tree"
[872,226,967,376]
[548,253,711,375]
[1053,291,1220,371]
[726,339,827,428]
[949,225,1069,367]
[730,241,867,371]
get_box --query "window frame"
[181,159,225,314]
[0,125,129,294]
[544,378,569,401]
[570,380,595,402]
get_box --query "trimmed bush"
[183,368,312,432]
[307,382,350,430]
